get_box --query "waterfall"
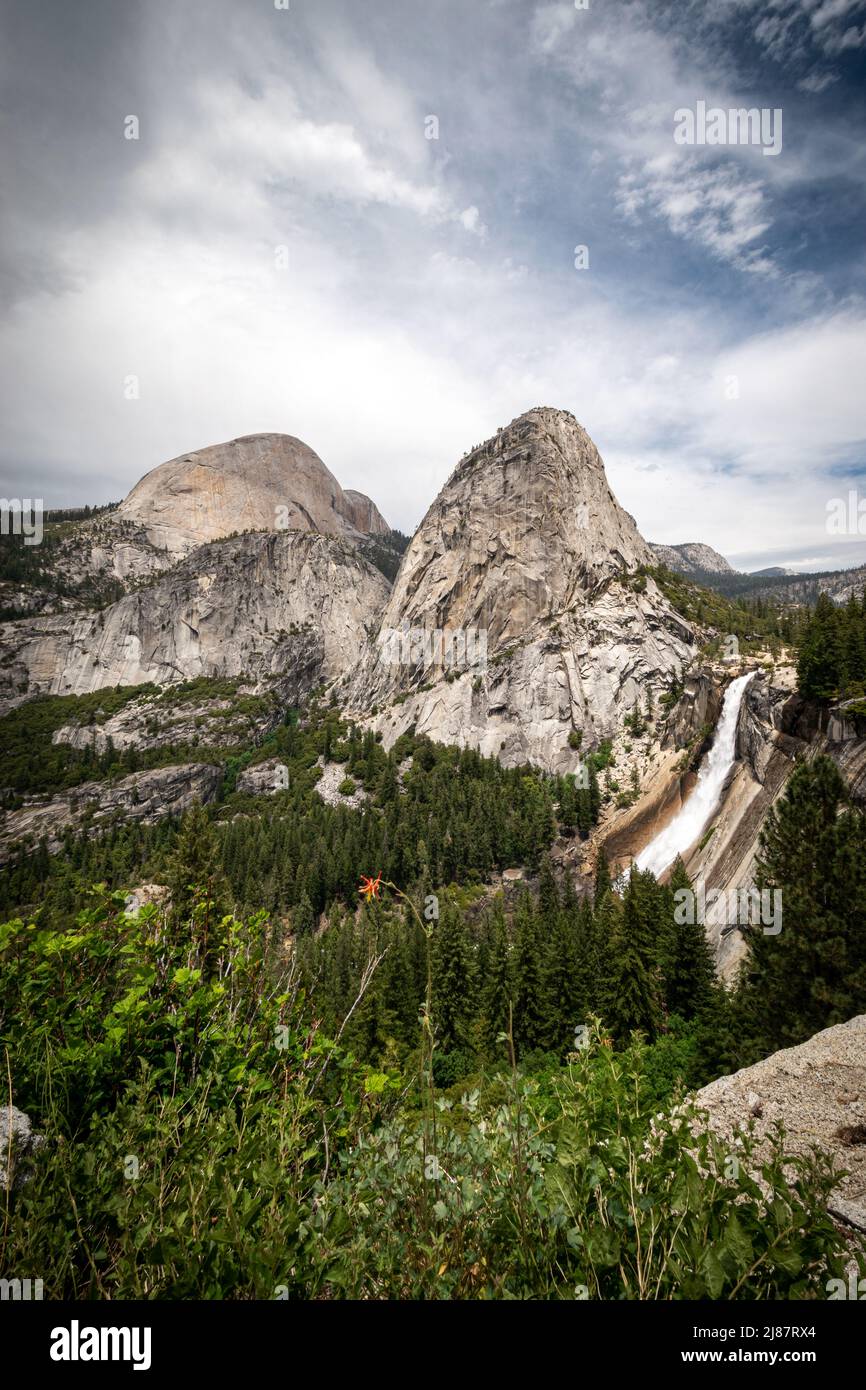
[634,671,756,880]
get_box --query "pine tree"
[479,899,512,1055]
[293,889,316,937]
[604,868,664,1042]
[736,755,866,1055]
[538,854,560,921]
[594,849,612,903]
[661,857,716,1019]
[690,982,740,1086]
[431,901,476,1052]
[164,802,229,929]
[512,889,547,1055]
[797,593,844,701]
[558,775,578,836]
[842,593,866,692]
[543,902,581,1054]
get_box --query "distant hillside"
[650,542,734,576]
[697,563,866,606]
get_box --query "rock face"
[345,408,694,772]
[694,1016,866,1233]
[650,542,735,576]
[51,686,279,755]
[236,758,290,797]
[115,433,390,558]
[0,762,223,863]
[661,672,723,750]
[0,531,390,711]
[3,434,392,614]
[775,694,866,805]
[342,489,391,538]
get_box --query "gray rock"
[693,1016,866,1228]
[0,530,390,712]
[0,762,223,864]
[346,407,694,772]
[662,673,723,751]
[115,432,390,557]
[649,542,735,576]
[236,758,291,797]
[502,868,525,883]
[312,759,369,809]
[123,883,170,916]
[0,1105,44,1191]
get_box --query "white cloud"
[617,155,775,272]
[797,69,841,91]
[132,78,482,235]
[1,0,863,576]
[738,0,866,59]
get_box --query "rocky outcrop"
[0,762,223,863]
[114,433,390,558]
[730,563,866,609]
[650,542,735,576]
[0,1105,44,1191]
[0,531,390,712]
[52,685,281,755]
[124,883,170,916]
[661,672,723,751]
[775,694,866,805]
[344,408,694,773]
[342,489,391,537]
[694,1016,866,1233]
[6,435,392,620]
[235,758,290,797]
[312,758,369,809]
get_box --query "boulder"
[0,1105,44,1191]
[693,1016,866,1232]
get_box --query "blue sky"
[1,0,866,570]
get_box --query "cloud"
[736,0,866,60]
[132,78,476,231]
[797,69,841,91]
[617,155,776,273]
[0,0,863,574]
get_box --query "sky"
[1,0,866,573]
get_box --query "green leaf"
[700,1245,727,1298]
[773,1247,803,1277]
[723,1211,753,1271]
[586,1226,620,1267]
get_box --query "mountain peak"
[346,412,692,769]
[427,407,652,630]
[115,433,389,556]
[650,542,735,577]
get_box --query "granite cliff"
[114,432,389,559]
[0,530,390,713]
[343,408,695,772]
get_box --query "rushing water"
[634,671,756,880]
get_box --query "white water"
[634,671,756,880]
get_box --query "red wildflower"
[358,872,383,901]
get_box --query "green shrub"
[0,905,857,1301]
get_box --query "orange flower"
[358,872,383,901]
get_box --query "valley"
[2,407,865,1304]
